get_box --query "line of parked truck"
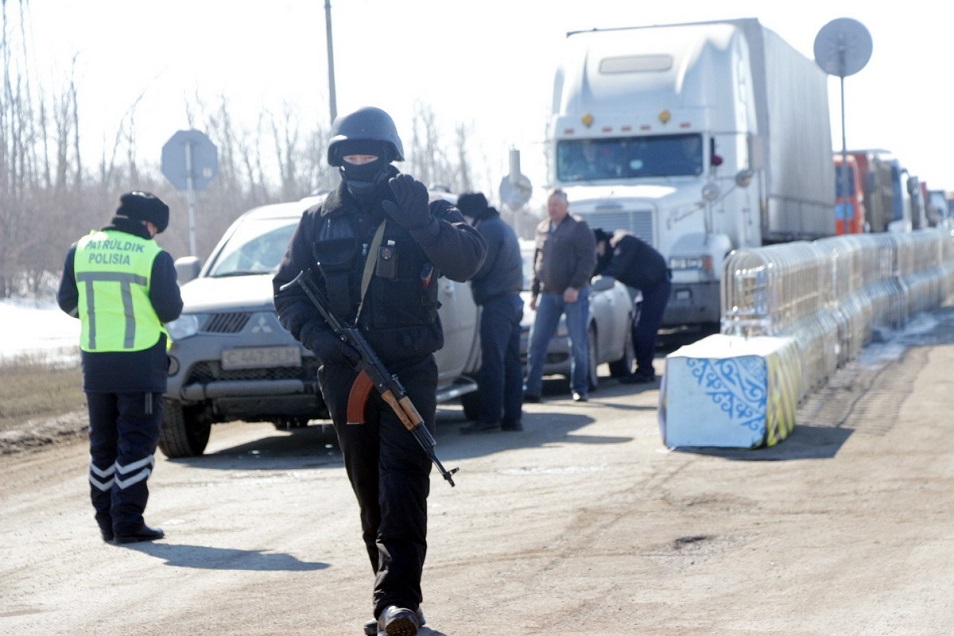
[834,150,950,236]
[544,16,951,332]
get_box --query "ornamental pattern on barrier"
[685,357,767,433]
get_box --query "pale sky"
[22,0,952,204]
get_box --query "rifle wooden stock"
[280,268,459,486]
[346,371,375,425]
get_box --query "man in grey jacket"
[524,188,597,403]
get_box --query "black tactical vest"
[312,203,443,363]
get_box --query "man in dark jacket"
[524,188,597,403]
[456,192,524,434]
[272,107,486,636]
[57,191,183,544]
[593,228,671,383]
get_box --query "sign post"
[161,129,218,256]
[499,147,533,237]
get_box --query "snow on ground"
[0,299,80,364]
[0,298,946,368]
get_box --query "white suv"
[160,193,480,457]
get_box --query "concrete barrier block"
[659,334,801,449]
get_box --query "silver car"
[160,193,480,458]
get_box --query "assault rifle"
[280,269,459,487]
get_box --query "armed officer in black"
[272,107,486,636]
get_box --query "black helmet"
[327,106,405,166]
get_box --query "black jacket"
[469,207,523,305]
[531,214,597,295]
[596,234,669,290]
[272,179,486,364]
[57,217,183,393]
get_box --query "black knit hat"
[116,191,170,233]
[593,228,613,244]
[456,192,490,220]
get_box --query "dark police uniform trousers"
[87,392,162,537]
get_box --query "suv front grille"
[186,358,321,384]
[203,312,251,334]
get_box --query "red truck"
[834,153,866,234]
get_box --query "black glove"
[303,327,360,366]
[382,174,431,230]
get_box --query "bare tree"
[0,1,486,296]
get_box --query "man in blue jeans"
[456,192,525,433]
[524,188,597,403]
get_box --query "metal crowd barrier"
[721,227,954,403]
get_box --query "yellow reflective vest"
[73,229,166,352]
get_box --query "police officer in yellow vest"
[57,192,183,544]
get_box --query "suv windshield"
[206,218,298,277]
[557,133,704,182]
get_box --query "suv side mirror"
[175,256,201,284]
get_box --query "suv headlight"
[166,314,203,340]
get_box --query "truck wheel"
[158,400,211,458]
[609,324,635,377]
[460,390,480,421]
[587,325,599,391]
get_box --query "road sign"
[161,129,218,191]
[500,148,532,209]
[814,18,872,79]
[499,174,533,208]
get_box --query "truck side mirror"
[702,182,721,201]
[735,170,754,188]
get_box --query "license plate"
[221,346,301,370]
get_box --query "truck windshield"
[557,133,704,182]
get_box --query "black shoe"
[572,391,588,402]
[501,420,523,432]
[460,420,500,434]
[523,392,541,403]
[378,606,420,636]
[101,530,114,543]
[114,525,164,544]
[366,608,425,636]
[619,372,656,385]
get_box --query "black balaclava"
[339,158,391,203]
[337,140,392,203]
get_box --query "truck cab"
[548,19,833,330]
[834,154,866,234]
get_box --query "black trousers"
[86,391,162,536]
[633,278,672,377]
[319,356,435,619]
[476,294,524,426]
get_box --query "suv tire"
[158,400,212,458]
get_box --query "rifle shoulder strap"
[356,219,387,322]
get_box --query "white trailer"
[549,18,835,329]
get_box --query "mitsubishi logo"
[250,316,273,333]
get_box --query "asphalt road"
[3,306,954,635]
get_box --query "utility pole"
[324,0,337,125]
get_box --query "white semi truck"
[549,18,835,330]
